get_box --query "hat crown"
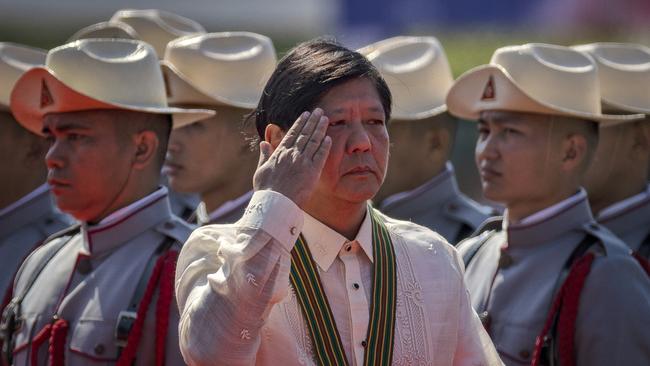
[47,39,167,108]
[163,32,277,108]
[362,36,453,120]
[111,9,205,57]
[0,43,46,108]
[574,43,650,114]
[491,43,601,115]
[68,21,139,42]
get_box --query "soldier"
[175,39,501,366]
[446,43,650,365]
[360,36,495,244]
[69,9,208,221]
[1,39,213,365]
[162,32,277,225]
[0,43,72,347]
[574,43,650,260]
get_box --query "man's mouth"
[162,161,183,176]
[345,166,374,176]
[47,177,71,194]
[479,166,502,180]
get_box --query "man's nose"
[346,123,372,154]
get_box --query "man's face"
[311,77,389,204]
[475,111,564,206]
[43,110,135,221]
[164,107,248,194]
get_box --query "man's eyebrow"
[329,106,384,115]
[42,122,91,134]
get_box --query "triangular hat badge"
[481,75,495,101]
[40,79,54,108]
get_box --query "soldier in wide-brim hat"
[448,43,650,366]
[2,38,212,366]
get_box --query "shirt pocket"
[68,318,118,364]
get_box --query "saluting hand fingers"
[303,115,329,158]
[278,111,310,149]
[295,108,323,152]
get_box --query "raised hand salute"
[254,108,332,208]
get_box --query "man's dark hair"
[253,38,392,139]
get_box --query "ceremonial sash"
[289,208,397,366]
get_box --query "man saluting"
[175,39,501,365]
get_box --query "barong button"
[361,340,367,348]
[290,227,297,235]
[353,283,360,290]
[345,244,352,252]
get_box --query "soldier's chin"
[481,185,507,204]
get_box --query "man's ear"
[561,133,588,172]
[264,123,285,149]
[132,130,158,170]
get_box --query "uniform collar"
[504,189,594,247]
[198,190,253,224]
[301,207,373,272]
[379,162,458,210]
[82,187,172,256]
[597,183,650,235]
[0,184,59,238]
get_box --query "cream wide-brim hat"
[0,42,46,111]
[110,9,205,58]
[68,21,139,42]
[573,42,650,116]
[10,39,214,135]
[160,32,277,110]
[446,43,644,125]
[359,36,453,120]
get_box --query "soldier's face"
[475,111,566,207]
[310,78,389,205]
[165,106,249,195]
[42,111,136,221]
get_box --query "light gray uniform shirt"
[0,184,72,306]
[379,163,495,245]
[9,188,193,366]
[597,183,650,259]
[457,192,650,366]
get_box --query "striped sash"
[289,208,397,366]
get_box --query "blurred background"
[2,0,648,201]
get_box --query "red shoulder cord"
[531,253,595,366]
[26,250,178,366]
[117,250,178,366]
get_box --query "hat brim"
[160,61,257,110]
[601,99,650,116]
[446,64,644,125]
[10,67,214,135]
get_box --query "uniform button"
[164,221,175,230]
[77,259,92,275]
[519,350,530,359]
[94,343,105,355]
[290,227,297,235]
[352,283,360,290]
[478,311,491,330]
[361,340,367,348]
